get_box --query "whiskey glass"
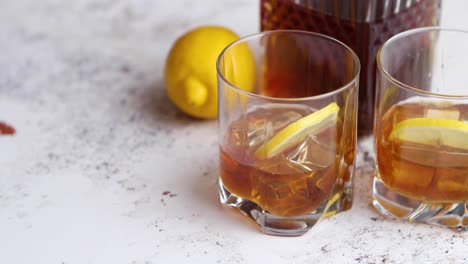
[373,27,468,230]
[217,30,359,236]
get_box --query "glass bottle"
[260,0,441,136]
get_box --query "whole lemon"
[164,26,255,119]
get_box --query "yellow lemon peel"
[389,118,468,150]
[254,103,340,160]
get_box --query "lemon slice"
[254,103,339,160]
[389,118,468,150]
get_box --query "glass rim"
[216,30,360,102]
[377,26,468,99]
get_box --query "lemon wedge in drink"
[254,103,340,160]
[389,118,468,150]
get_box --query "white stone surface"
[1,1,467,263]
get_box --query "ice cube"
[268,181,293,199]
[245,110,303,150]
[246,118,268,149]
[394,142,468,168]
[315,165,338,193]
[227,119,249,148]
[224,115,268,152]
[288,176,310,197]
[259,176,310,200]
[286,134,337,172]
[253,172,321,216]
[391,158,433,189]
[257,153,310,176]
[426,108,460,120]
[270,110,303,131]
[436,167,468,193]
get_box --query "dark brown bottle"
[260,0,441,136]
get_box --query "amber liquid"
[220,105,352,217]
[376,103,468,202]
[260,0,440,135]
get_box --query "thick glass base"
[218,179,352,236]
[372,176,468,231]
